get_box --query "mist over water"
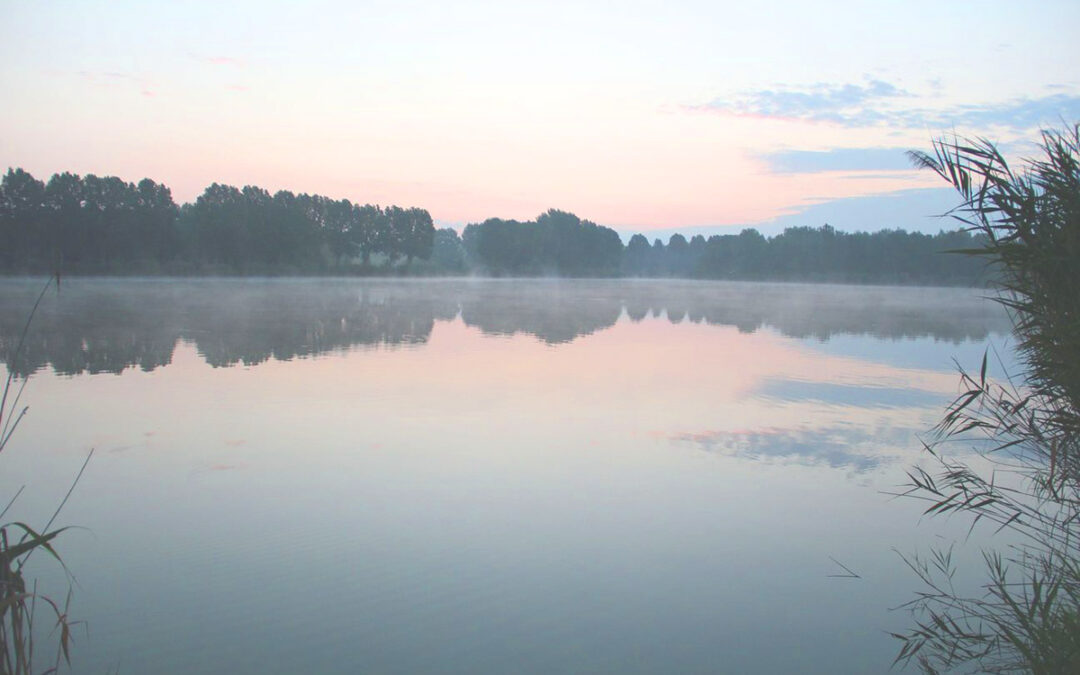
[0,278,1009,375]
[1,278,1013,674]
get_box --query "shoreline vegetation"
[1,168,987,286]
[894,125,1079,671]
[1,275,83,675]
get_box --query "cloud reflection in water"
[671,423,917,473]
[756,378,945,409]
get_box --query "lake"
[1,278,1014,674]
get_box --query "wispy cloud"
[698,80,1080,131]
[207,55,244,67]
[78,70,141,83]
[700,79,910,126]
[755,378,942,409]
[76,70,157,97]
[943,95,1080,130]
[759,147,914,174]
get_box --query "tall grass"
[0,277,85,674]
[893,126,1080,673]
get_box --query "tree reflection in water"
[0,279,1010,377]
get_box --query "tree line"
[460,209,623,276]
[462,216,986,284]
[624,225,987,284]
[0,168,435,274]
[2,166,987,284]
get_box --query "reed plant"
[0,277,84,674]
[893,125,1080,673]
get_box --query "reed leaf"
[894,124,1080,674]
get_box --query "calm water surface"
[1,278,1013,674]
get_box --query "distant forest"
[0,167,987,285]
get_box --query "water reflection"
[756,378,944,409]
[671,424,916,473]
[0,279,1010,376]
[4,278,1010,674]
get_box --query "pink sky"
[1,1,1076,233]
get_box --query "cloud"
[838,172,920,181]
[76,69,157,97]
[701,79,910,126]
[759,147,915,174]
[77,70,139,83]
[943,94,1080,130]
[758,187,961,235]
[208,56,244,67]
[698,80,1080,131]
[615,187,964,241]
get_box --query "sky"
[1,0,1078,237]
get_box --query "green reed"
[1,276,87,675]
[893,125,1080,673]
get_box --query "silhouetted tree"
[428,228,467,273]
[400,207,435,268]
[0,165,991,283]
[349,203,382,269]
[0,169,47,270]
[623,233,651,275]
[463,209,622,276]
[323,197,354,268]
[666,233,690,276]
